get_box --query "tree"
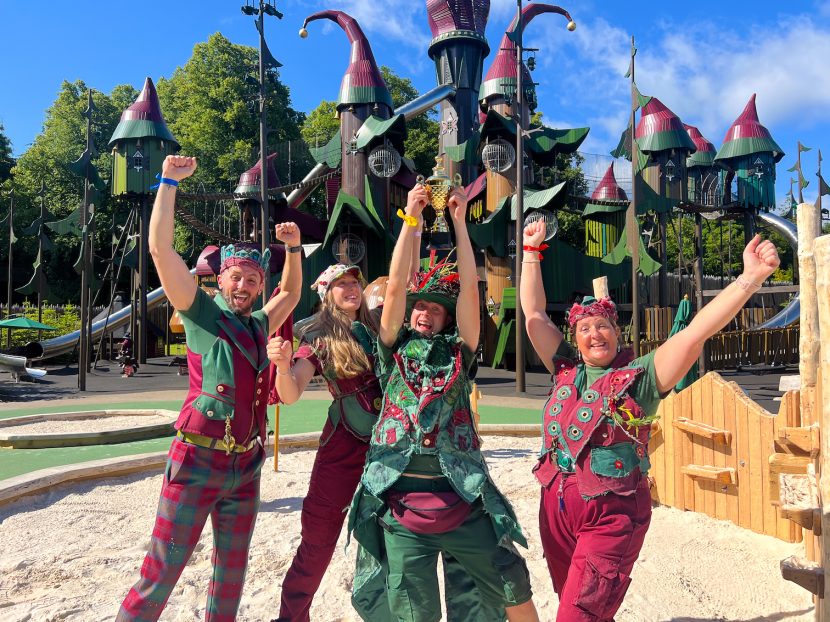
[0,123,14,182]
[300,100,339,147]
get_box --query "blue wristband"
[150,173,179,190]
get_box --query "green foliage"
[2,302,81,348]
[0,123,14,182]
[300,100,339,147]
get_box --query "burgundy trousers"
[539,472,651,622]
[277,419,368,622]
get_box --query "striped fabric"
[117,438,264,622]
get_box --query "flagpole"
[5,189,13,348]
[625,36,640,356]
[514,0,526,393]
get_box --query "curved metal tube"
[753,210,800,329]
[286,84,457,209]
[25,269,197,360]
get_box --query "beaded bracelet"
[735,275,762,292]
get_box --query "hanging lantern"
[482,138,516,173]
[331,232,366,264]
[368,142,402,178]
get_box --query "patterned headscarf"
[219,244,270,277]
[311,264,366,301]
[567,295,618,329]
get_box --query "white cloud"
[311,0,430,49]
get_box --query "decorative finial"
[567,20,576,31]
[299,27,308,38]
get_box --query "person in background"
[519,219,780,621]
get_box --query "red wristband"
[523,243,549,259]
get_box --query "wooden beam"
[780,555,824,595]
[769,453,812,475]
[777,425,821,457]
[780,507,821,533]
[815,234,830,603]
[681,464,736,485]
[702,284,800,298]
[673,417,732,446]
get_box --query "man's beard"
[222,291,253,316]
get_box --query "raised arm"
[653,234,780,392]
[520,220,563,374]
[148,155,198,311]
[263,222,303,335]
[447,187,479,349]
[380,185,428,347]
[266,336,316,404]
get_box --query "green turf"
[0,399,541,482]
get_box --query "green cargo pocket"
[192,391,234,421]
[492,546,533,606]
[386,572,439,622]
[590,443,649,478]
[574,555,632,619]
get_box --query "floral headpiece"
[219,244,270,277]
[567,295,618,328]
[311,264,366,301]
[407,259,461,313]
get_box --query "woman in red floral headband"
[520,219,780,621]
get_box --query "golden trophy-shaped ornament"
[416,156,462,251]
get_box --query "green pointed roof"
[354,114,407,151]
[108,77,178,148]
[714,94,784,163]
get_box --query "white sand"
[0,414,174,435]
[0,436,813,622]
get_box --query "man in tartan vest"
[117,154,302,621]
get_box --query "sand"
[0,435,814,622]
[0,414,174,436]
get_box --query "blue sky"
[1,0,829,204]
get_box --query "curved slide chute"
[753,210,799,329]
[25,269,197,361]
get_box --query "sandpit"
[0,435,814,621]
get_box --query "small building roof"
[583,164,628,216]
[426,0,490,58]
[714,94,784,163]
[234,153,284,197]
[108,77,178,148]
[683,124,716,169]
[634,97,695,154]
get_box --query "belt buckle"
[223,417,237,456]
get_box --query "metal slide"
[25,269,197,361]
[754,210,799,329]
[285,84,457,208]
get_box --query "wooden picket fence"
[648,371,803,543]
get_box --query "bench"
[0,353,47,382]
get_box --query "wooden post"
[273,404,280,472]
[815,235,830,611]
[798,202,820,426]
[592,276,609,300]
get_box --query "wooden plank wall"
[649,371,801,542]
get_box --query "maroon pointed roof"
[479,4,575,108]
[426,0,490,57]
[234,153,283,196]
[301,10,392,111]
[634,97,695,153]
[108,77,178,147]
[683,124,716,168]
[591,164,627,201]
[715,94,784,162]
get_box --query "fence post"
[799,203,820,426]
[815,235,830,612]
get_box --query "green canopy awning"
[601,220,661,276]
[310,129,342,168]
[322,183,390,248]
[0,316,57,331]
[354,114,407,151]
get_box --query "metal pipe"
[755,210,800,328]
[514,0,525,393]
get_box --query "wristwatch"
[286,245,302,254]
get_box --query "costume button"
[217,385,224,393]
[207,410,214,416]
[258,377,263,384]
[257,388,262,395]
[614,459,624,470]
[255,400,260,406]
[424,438,431,446]
[602,433,608,439]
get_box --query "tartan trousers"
[117,437,265,622]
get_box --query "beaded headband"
[219,244,270,276]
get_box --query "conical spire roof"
[583,164,627,216]
[714,94,784,163]
[426,0,490,58]
[301,10,392,112]
[108,77,178,148]
[634,97,695,154]
[234,153,283,197]
[683,124,716,168]
[479,4,575,111]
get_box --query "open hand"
[275,222,301,247]
[523,220,546,247]
[446,187,469,223]
[742,234,780,283]
[162,155,197,181]
[267,336,293,371]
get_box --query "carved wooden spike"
[780,555,824,595]
[777,424,821,457]
[681,464,736,485]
